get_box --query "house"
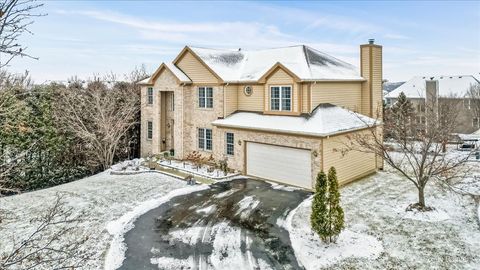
[139,40,383,189]
[385,75,480,134]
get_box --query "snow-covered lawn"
[287,166,480,269]
[0,170,195,269]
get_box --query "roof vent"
[430,77,434,80]
[440,76,443,79]
[368,38,375,44]
[238,48,242,51]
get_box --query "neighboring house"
[382,81,405,93]
[385,75,480,134]
[139,40,383,189]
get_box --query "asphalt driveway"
[118,178,310,270]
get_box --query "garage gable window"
[198,128,212,151]
[225,132,234,155]
[147,87,153,105]
[147,121,153,140]
[270,86,291,111]
[198,87,213,108]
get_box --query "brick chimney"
[360,39,383,118]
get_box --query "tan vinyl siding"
[322,130,376,185]
[311,82,362,112]
[360,46,371,116]
[372,48,383,118]
[225,84,238,116]
[301,83,310,113]
[264,67,300,114]
[176,51,218,83]
[238,84,264,112]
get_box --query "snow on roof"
[385,75,480,99]
[189,45,363,82]
[164,62,191,82]
[138,77,151,84]
[212,104,377,137]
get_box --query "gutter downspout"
[223,83,229,118]
[181,83,186,159]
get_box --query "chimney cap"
[368,38,375,44]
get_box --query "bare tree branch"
[0,0,45,68]
[0,194,92,269]
[341,92,473,210]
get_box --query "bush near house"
[311,167,345,243]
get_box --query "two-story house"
[385,75,480,134]
[139,40,383,189]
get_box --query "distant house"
[382,81,405,93]
[385,75,480,134]
[139,41,384,189]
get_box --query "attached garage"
[246,142,312,189]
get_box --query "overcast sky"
[6,0,480,82]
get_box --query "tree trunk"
[418,186,426,208]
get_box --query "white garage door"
[246,142,312,189]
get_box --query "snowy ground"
[287,164,480,269]
[0,171,192,269]
[157,159,239,179]
[1,149,479,270]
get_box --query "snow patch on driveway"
[210,221,244,269]
[235,195,260,219]
[286,197,383,269]
[150,256,192,270]
[104,184,209,270]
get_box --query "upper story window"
[464,99,471,110]
[270,86,291,111]
[473,117,480,128]
[147,87,153,105]
[198,87,213,108]
[147,121,153,140]
[225,132,234,155]
[198,128,212,151]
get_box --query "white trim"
[198,127,213,151]
[146,120,153,140]
[270,85,292,111]
[198,86,213,108]
[225,132,234,156]
[147,87,154,105]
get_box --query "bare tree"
[343,95,471,211]
[55,76,140,171]
[0,194,91,269]
[467,83,480,130]
[0,0,45,68]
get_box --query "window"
[417,102,425,112]
[415,116,426,125]
[226,132,234,155]
[198,87,213,108]
[147,87,153,105]
[198,128,212,151]
[147,121,153,140]
[464,99,471,110]
[270,86,291,111]
[473,117,480,128]
[171,93,175,111]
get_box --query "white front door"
[246,142,312,189]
